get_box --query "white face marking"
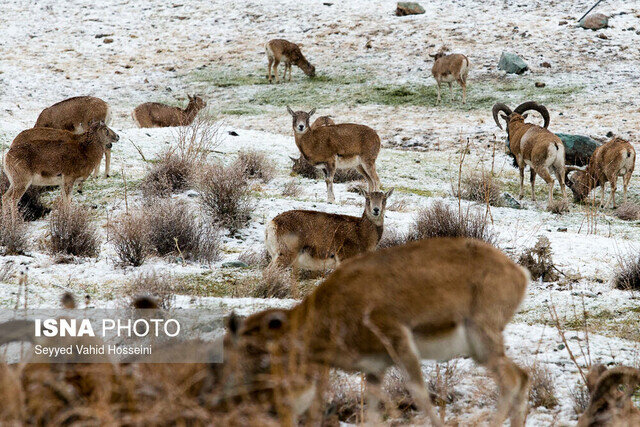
[294,118,307,133]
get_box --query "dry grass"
[454,170,503,207]
[526,362,558,409]
[146,197,221,263]
[235,150,276,183]
[615,202,640,221]
[251,266,291,298]
[614,251,640,291]
[281,180,303,197]
[0,212,29,255]
[197,163,252,233]
[238,248,270,269]
[125,273,176,309]
[518,236,559,282]
[49,202,100,257]
[110,209,150,267]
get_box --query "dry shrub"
[252,266,291,298]
[454,171,503,206]
[49,202,100,257]
[146,198,220,263]
[281,180,302,197]
[141,153,192,198]
[526,362,558,409]
[518,236,558,282]
[378,227,408,249]
[126,273,176,309]
[110,209,150,267]
[408,201,496,245]
[0,212,29,255]
[547,198,570,214]
[290,156,362,183]
[198,163,252,233]
[614,252,640,291]
[615,202,640,221]
[0,172,50,221]
[570,382,590,415]
[235,150,275,183]
[238,248,270,269]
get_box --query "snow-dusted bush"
[235,149,275,183]
[0,212,28,255]
[49,203,99,257]
[110,209,150,267]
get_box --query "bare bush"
[526,362,558,409]
[570,382,590,415]
[614,252,640,291]
[110,210,150,267]
[49,203,100,257]
[252,267,291,298]
[408,201,496,245]
[146,198,220,263]
[547,198,570,214]
[518,236,558,282]
[126,273,176,309]
[281,180,303,198]
[0,212,29,255]
[454,171,503,206]
[235,150,275,183]
[0,172,50,221]
[615,202,640,221]
[238,248,270,269]
[197,163,252,233]
[141,153,192,198]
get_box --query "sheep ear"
[385,188,394,199]
[287,106,295,117]
[356,186,368,197]
[227,312,241,336]
[308,108,316,117]
[289,156,299,162]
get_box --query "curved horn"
[491,103,513,130]
[514,101,550,128]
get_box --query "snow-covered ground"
[1,0,639,425]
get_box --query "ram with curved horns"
[492,101,567,205]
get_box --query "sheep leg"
[322,164,336,203]
[600,182,607,208]
[448,82,454,101]
[518,166,525,200]
[62,177,75,204]
[273,60,280,84]
[459,78,467,104]
[104,149,111,178]
[536,168,554,205]
[267,58,273,82]
[3,181,28,219]
[530,169,537,202]
[364,373,385,424]
[287,63,292,82]
[356,165,374,190]
[436,82,442,105]
[605,179,617,209]
[553,167,567,199]
[623,171,632,204]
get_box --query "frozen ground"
[1,0,640,425]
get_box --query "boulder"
[580,13,608,30]
[555,133,601,166]
[222,261,249,268]
[396,2,425,16]
[502,193,522,210]
[498,52,528,74]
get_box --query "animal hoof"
[105,174,110,178]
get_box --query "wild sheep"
[430,52,469,104]
[265,39,316,83]
[265,188,393,273]
[287,107,381,203]
[566,137,635,208]
[493,101,567,205]
[3,121,118,212]
[132,95,207,128]
[226,237,530,426]
[34,96,113,181]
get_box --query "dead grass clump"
[110,210,151,267]
[614,202,640,221]
[235,150,275,183]
[547,198,570,214]
[518,236,559,282]
[409,201,496,245]
[0,212,29,255]
[198,163,252,233]
[570,382,590,415]
[526,362,558,409]
[281,180,303,197]
[49,202,100,257]
[614,252,640,291]
[251,267,291,298]
[141,153,192,198]
[454,171,503,206]
[126,273,176,309]
[146,198,220,263]
[238,249,270,269]
[0,172,50,221]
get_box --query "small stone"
[597,33,608,39]
[502,193,522,209]
[228,131,239,136]
[557,227,568,232]
[558,344,565,350]
[541,61,551,68]
[395,2,425,16]
[535,82,546,88]
[222,261,249,268]
[103,38,114,44]
[558,20,568,25]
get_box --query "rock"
[580,13,608,30]
[557,227,568,232]
[222,261,249,268]
[535,82,546,88]
[597,33,608,39]
[228,130,239,136]
[498,52,528,74]
[103,38,114,44]
[540,61,551,68]
[555,133,602,166]
[558,20,568,25]
[395,2,425,16]
[502,193,522,209]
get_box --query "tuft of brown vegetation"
[454,171,503,206]
[526,362,558,409]
[235,150,275,183]
[518,236,558,282]
[197,163,252,233]
[110,209,150,267]
[0,172,50,221]
[49,202,100,257]
[407,201,496,245]
[238,248,270,269]
[146,197,220,263]
[251,266,291,298]
[0,212,29,255]
[614,202,640,221]
[126,273,176,309]
[547,198,570,214]
[281,180,303,198]
[570,382,590,415]
[141,152,192,198]
[614,252,640,291]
